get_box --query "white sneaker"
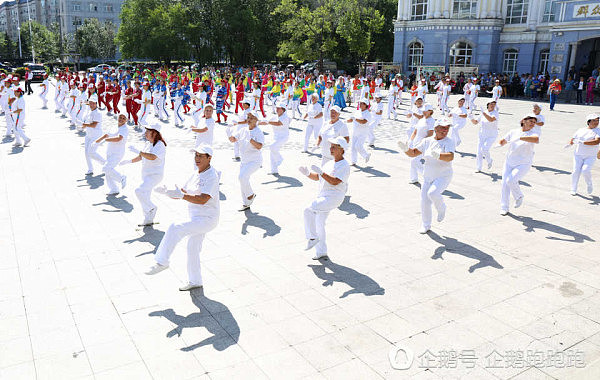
[487,159,493,170]
[587,184,593,195]
[23,138,31,146]
[238,204,250,211]
[121,175,127,189]
[247,194,256,206]
[500,209,509,216]
[142,208,157,226]
[145,263,168,275]
[408,179,419,184]
[514,196,523,208]
[312,253,328,260]
[418,226,430,234]
[85,170,93,176]
[305,238,319,251]
[179,283,203,291]
[13,142,22,147]
[437,205,446,222]
[570,190,577,196]
[365,153,371,163]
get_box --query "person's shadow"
[241,209,281,237]
[338,196,370,219]
[308,259,385,298]
[261,174,303,189]
[455,150,476,158]
[123,226,165,257]
[441,189,464,200]
[532,165,570,176]
[427,231,503,273]
[77,173,105,190]
[8,145,23,155]
[478,171,530,186]
[353,165,391,178]
[149,289,239,352]
[371,146,398,154]
[92,194,134,213]
[576,194,600,206]
[508,214,595,243]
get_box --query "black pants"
[576,90,583,104]
[25,80,32,95]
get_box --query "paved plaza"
[1,90,600,379]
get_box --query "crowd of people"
[2,65,599,291]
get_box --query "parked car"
[24,63,47,82]
[117,64,133,72]
[0,62,12,73]
[88,64,112,73]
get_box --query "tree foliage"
[75,18,117,60]
[19,21,59,62]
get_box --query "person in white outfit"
[407,103,435,183]
[96,113,128,195]
[405,97,424,140]
[448,98,468,147]
[368,94,383,148]
[470,78,480,110]
[192,104,215,147]
[347,98,371,166]
[387,80,398,119]
[39,74,49,108]
[299,136,351,260]
[440,78,451,115]
[303,93,323,152]
[124,123,167,226]
[532,103,545,134]
[228,110,264,210]
[489,79,502,109]
[81,94,106,175]
[463,79,472,110]
[470,101,499,172]
[498,114,540,215]
[136,82,152,127]
[569,113,600,196]
[323,80,334,122]
[145,145,220,291]
[317,105,349,167]
[399,117,455,233]
[417,79,428,101]
[260,101,290,175]
[11,87,30,147]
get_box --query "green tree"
[19,21,59,62]
[0,32,16,61]
[367,0,397,61]
[75,18,118,60]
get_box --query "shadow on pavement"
[262,174,303,189]
[427,231,504,273]
[508,214,594,243]
[77,173,105,190]
[241,209,281,237]
[338,196,370,219]
[354,165,391,178]
[308,259,385,298]
[124,225,165,257]
[149,289,240,352]
[92,194,134,213]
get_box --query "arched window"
[407,42,424,71]
[506,0,529,24]
[449,41,473,67]
[503,49,519,75]
[411,0,427,21]
[539,50,550,74]
[453,0,477,19]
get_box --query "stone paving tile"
[3,89,600,379]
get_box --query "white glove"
[563,144,573,149]
[166,185,184,199]
[118,159,133,166]
[298,166,310,177]
[310,165,323,175]
[154,185,168,194]
[431,149,441,160]
[128,145,140,154]
[573,138,583,144]
[397,140,408,152]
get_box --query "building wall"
[393,0,600,78]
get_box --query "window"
[542,0,557,22]
[105,4,113,12]
[503,49,519,75]
[539,50,549,73]
[89,3,97,12]
[72,3,80,11]
[506,0,528,24]
[449,41,473,66]
[453,0,477,19]
[72,16,82,26]
[407,42,424,71]
[411,0,427,21]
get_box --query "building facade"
[0,0,123,41]
[393,0,600,79]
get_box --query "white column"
[480,0,489,18]
[428,0,436,18]
[491,0,502,18]
[434,0,443,18]
[404,0,411,20]
[443,0,452,18]
[527,0,539,29]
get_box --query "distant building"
[393,0,600,78]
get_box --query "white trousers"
[368,115,382,145]
[4,111,14,135]
[173,100,183,125]
[440,95,449,114]
[476,134,497,171]
[270,135,288,173]
[304,194,344,255]
[421,175,452,229]
[500,162,531,211]
[155,216,219,285]
[305,118,322,151]
[135,173,163,215]
[449,126,462,147]
[13,119,29,144]
[39,90,47,107]
[138,104,149,126]
[409,155,424,182]
[103,154,125,193]
[239,160,261,203]
[290,100,301,119]
[351,128,369,164]
[469,95,478,110]
[571,154,596,192]
[387,96,396,119]
[84,137,106,172]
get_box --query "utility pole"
[26,0,35,63]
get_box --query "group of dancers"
[4,66,599,291]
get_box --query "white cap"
[435,117,452,127]
[88,94,98,103]
[586,113,599,121]
[328,136,349,150]
[146,123,162,132]
[192,145,213,156]
[276,101,287,109]
[359,98,369,106]
[533,103,542,109]
[330,105,341,114]
[422,103,433,112]
[523,113,538,120]
[247,110,260,118]
[242,97,252,105]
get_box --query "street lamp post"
[17,26,22,59]
[26,0,35,63]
